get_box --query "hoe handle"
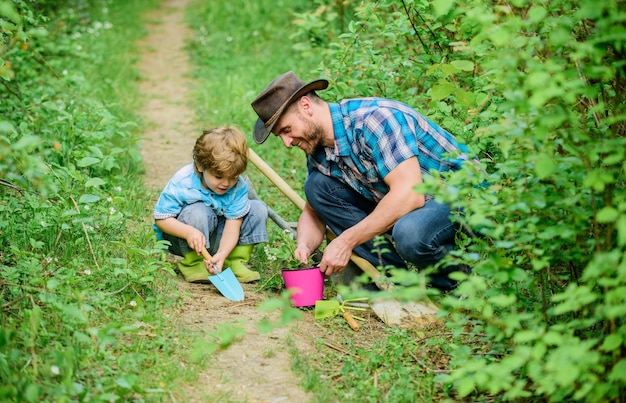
[248,149,388,287]
[248,149,305,210]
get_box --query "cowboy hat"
[251,71,328,144]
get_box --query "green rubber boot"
[178,251,210,283]
[225,245,260,283]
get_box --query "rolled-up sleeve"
[154,184,184,220]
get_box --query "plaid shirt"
[307,98,468,203]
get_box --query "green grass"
[6,0,624,401]
[0,1,206,401]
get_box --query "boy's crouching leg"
[178,251,210,283]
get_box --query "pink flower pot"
[281,267,324,307]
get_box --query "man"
[251,71,471,291]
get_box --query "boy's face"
[199,168,238,195]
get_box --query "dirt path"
[135,1,320,401]
[137,0,197,190]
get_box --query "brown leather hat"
[251,71,328,144]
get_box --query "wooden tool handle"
[248,149,306,210]
[200,248,212,261]
[343,311,360,331]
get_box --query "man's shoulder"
[337,97,414,113]
[338,97,379,108]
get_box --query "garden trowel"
[314,296,368,331]
[201,248,245,302]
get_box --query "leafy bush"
[291,0,626,400]
[0,1,196,401]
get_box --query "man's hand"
[294,245,312,265]
[317,236,352,276]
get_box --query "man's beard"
[300,118,325,155]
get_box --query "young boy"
[154,126,268,283]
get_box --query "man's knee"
[392,219,441,265]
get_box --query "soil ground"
[135,1,387,402]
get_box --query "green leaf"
[454,88,475,108]
[450,60,474,71]
[97,393,120,401]
[491,27,512,47]
[543,331,563,346]
[527,6,548,23]
[431,81,455,101]
[85,178,106,188]
[617,215,626,246]
[488,294,516,307]
[583,170,615,191]
[62,305,86,323]
[47,279,60,290]
[495,240,516,249]
[433,0,454,17]
[596,207,618,223]
[0,120,16,133]
[116,377,132,389]
[13,135,41,151]
[534,154,555,179]
[603,150,624,166]
[441,63,461,76]
[608,359,626,382]
[514,330,542,344]
[24,384,40,402]
[0,2,22,24]
[87,145,104,159]
[527,71,551,89]
[457,376,475,397]
[79,194,100,203]
[600,334,622,352]
[314,300,340,319]
[77,157,100,167]
[73,331,91,344]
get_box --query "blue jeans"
[163,200,268,256]
[304,171,464,290]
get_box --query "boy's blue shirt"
[153,163,250,239]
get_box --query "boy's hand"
[185,227,206,254]
[204,259,224,274]
[209,251,227,273]
[204,259,218,275]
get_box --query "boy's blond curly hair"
[193,126,248,178]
